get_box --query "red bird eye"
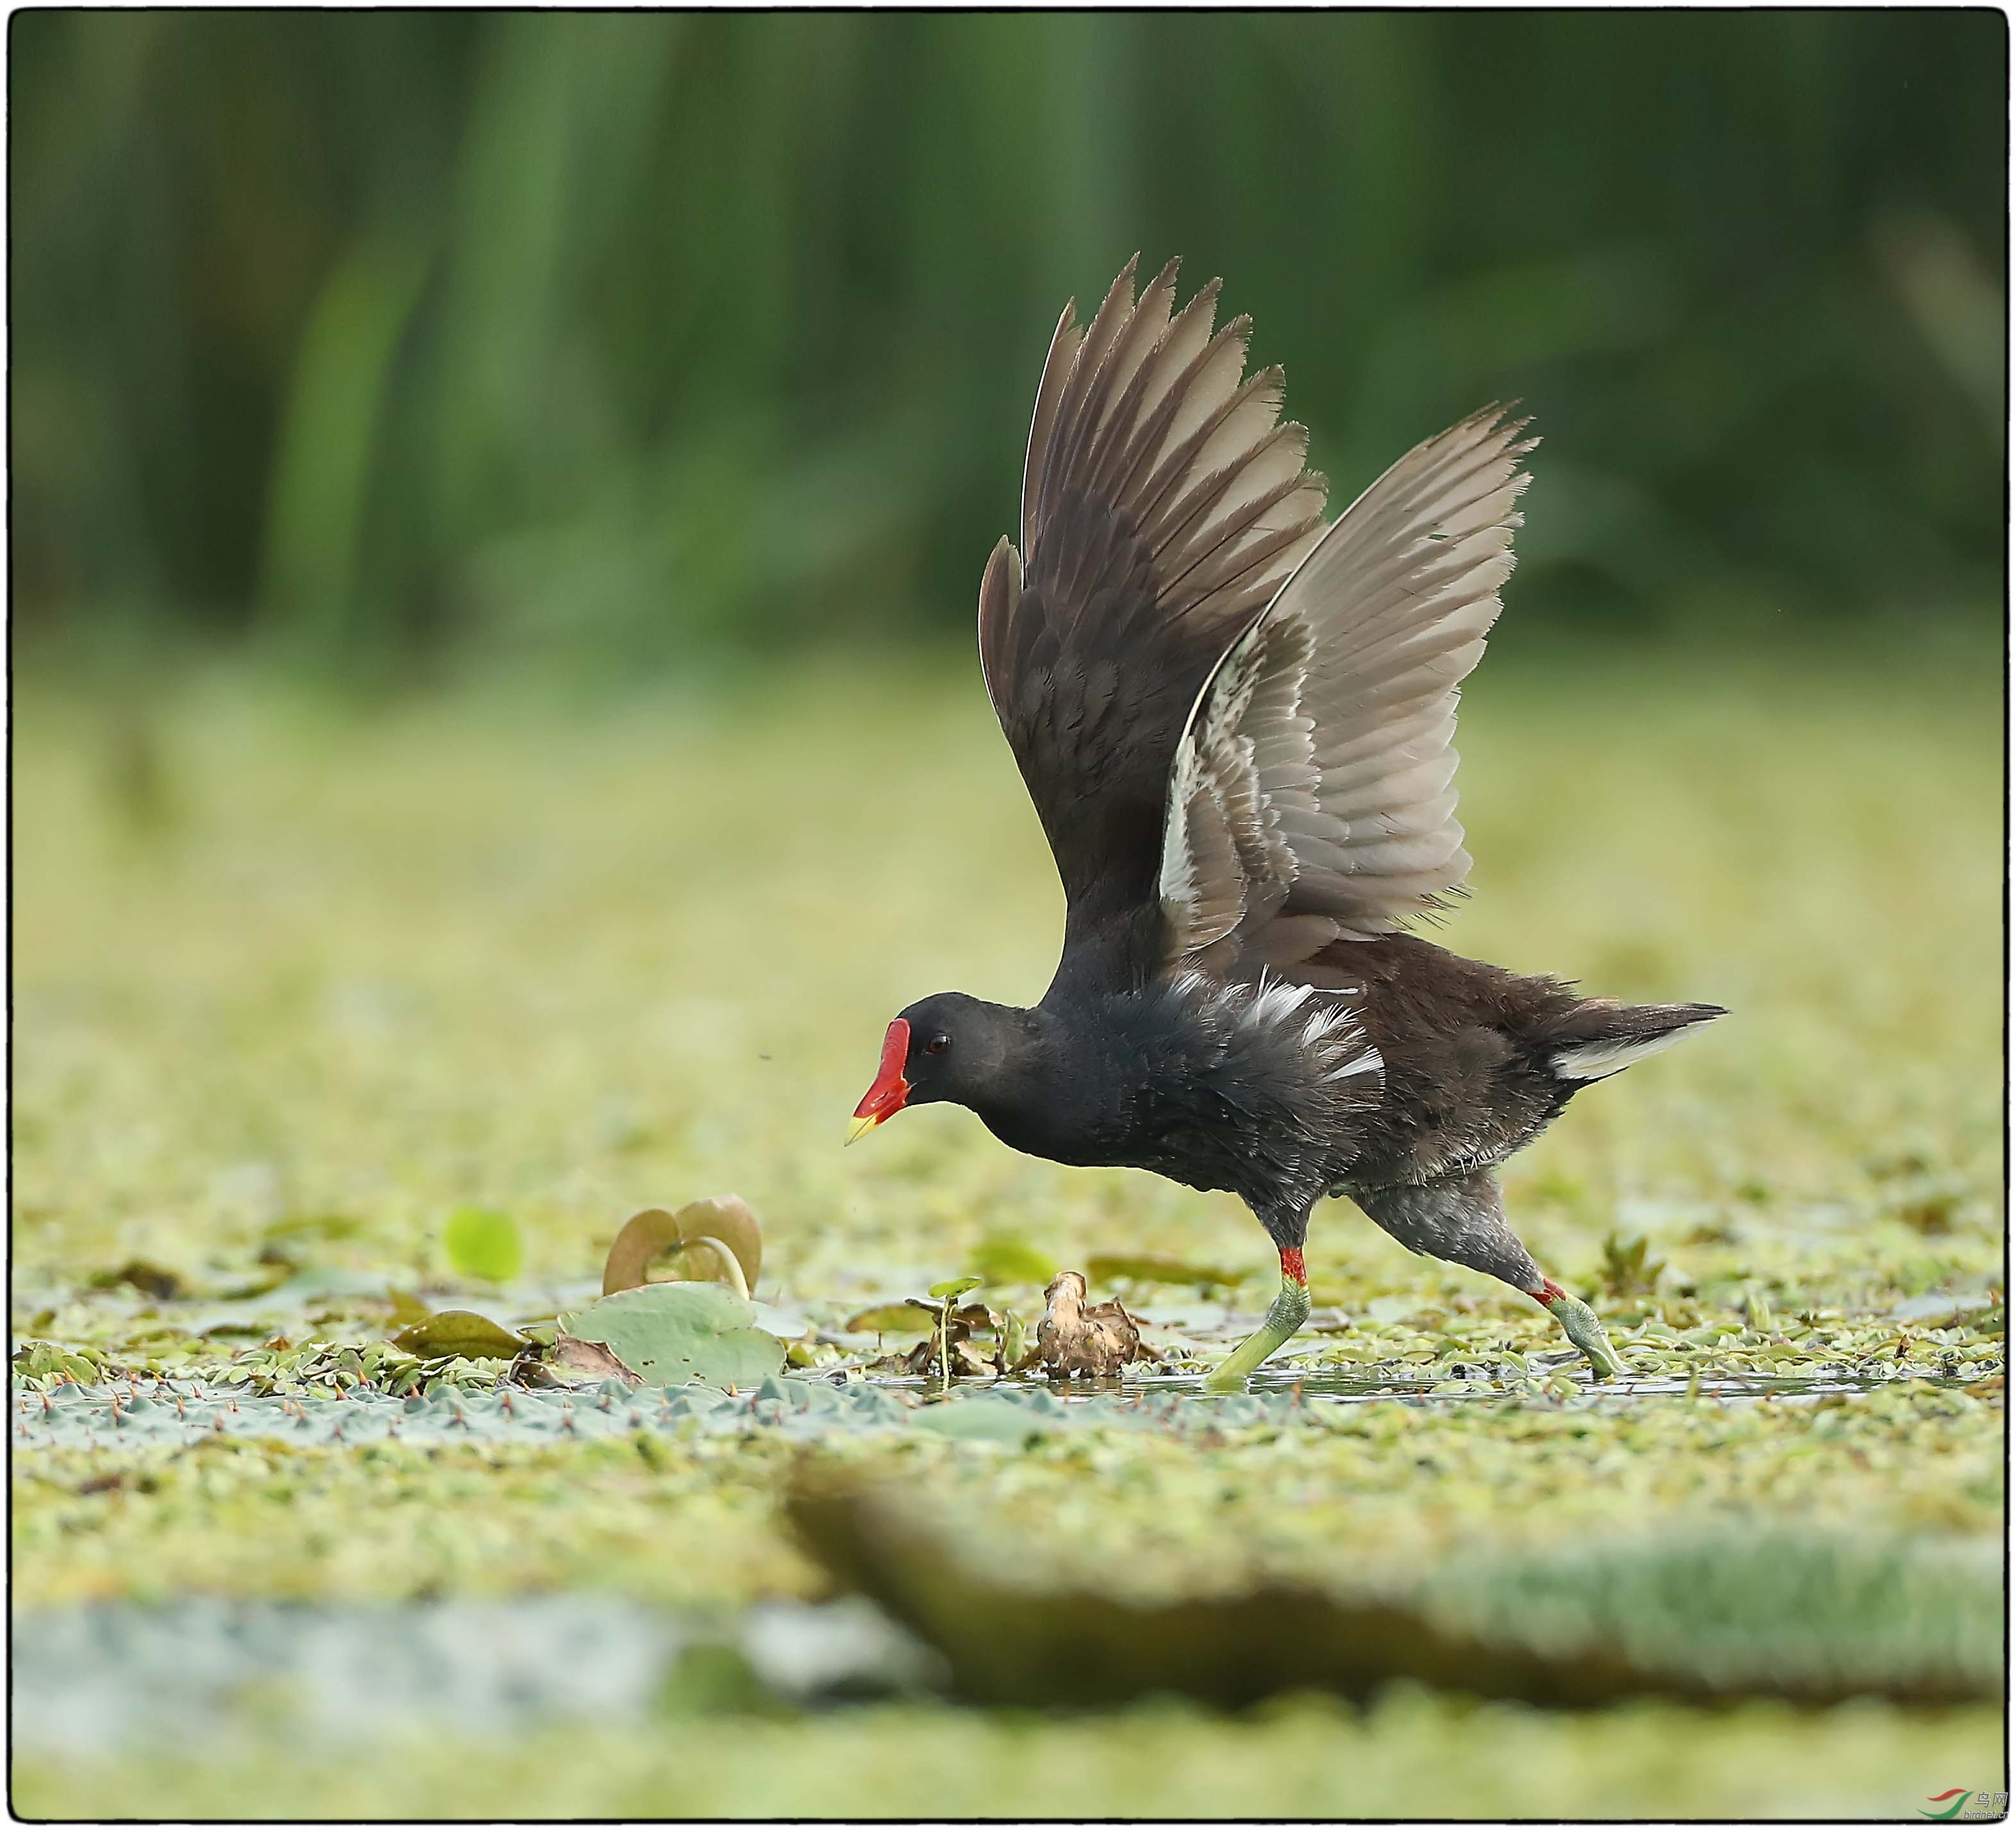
[925,1033,951,1055]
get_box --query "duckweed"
[12,647,2004,1815]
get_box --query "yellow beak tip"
[844,1114,879,1147]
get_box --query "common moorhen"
[850,256,1723,1388]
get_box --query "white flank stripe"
[1325,1047,1383,1082]
[1170,969,1379,1091]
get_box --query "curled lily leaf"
[603,1197,762,1298]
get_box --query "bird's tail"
[1541,999,1726,1083]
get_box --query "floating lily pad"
[748,1301,811,1340]
[843,1303,934,1336]
[259,1212,363,1247]
[391,1309,528,1361]
[262,1267,394,1305]
[969,1234,1059,1286]
[1086,1253,1245,1291]
[1889,1291,1996,1323]
[910,1398,1046,1442]
[560,1282,784,1389]
[1361,1295,1427,1326]
[442,1208,523,1283]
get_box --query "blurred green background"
[10,9,2005,681]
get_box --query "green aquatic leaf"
[258,1212,363,1247]
[968,1233,1058,1286]
[911,1398,1044,1442]
[83,1259,185,1300]
[443,1208,523,1283]
[998,1308,1032,1371]
[560,1282,784,1389]
[1599,1232,1665,1298]
[927,1276,982,1301]
[262,1267,394,1305]
[748,1301,811,1340]
[391,1309,527,1361]
[1085,1253,1244,1291]
[385,1289,431,1328]
[1362,1295,1425,1326]
[177,1267,396,1339]
[842,1302,934,1336]
[655,1641,796,1720]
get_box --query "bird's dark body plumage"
[857,256,1725,1382]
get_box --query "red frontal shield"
[847,1019,911,1142]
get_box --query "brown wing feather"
[977,256,1329,988]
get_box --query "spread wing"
[1159,405,1536,970]
[977,256,1329,989]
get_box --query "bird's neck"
[965,1003,1126,1167]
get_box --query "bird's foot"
[1534,1278,1626,1380]
[1203,1258,1312,1392]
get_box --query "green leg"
[1536,1278,1625,1380]
[1204,1260,1312,1392]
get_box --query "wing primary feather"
[1021,302,1084,555]
[1086,258,1183,447]
[976,536,1024,721]
[1079,264,1209,506]
[983,257,1368,987]
[1093,280,1226,510]
[1136,374,1293,549]
[1157,465,1325,604]
[1037,256,1143,533]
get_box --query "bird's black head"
[847,992,1036,1143]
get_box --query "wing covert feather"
[1159,406,1536,966]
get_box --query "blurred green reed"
[9,12,2004,676]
